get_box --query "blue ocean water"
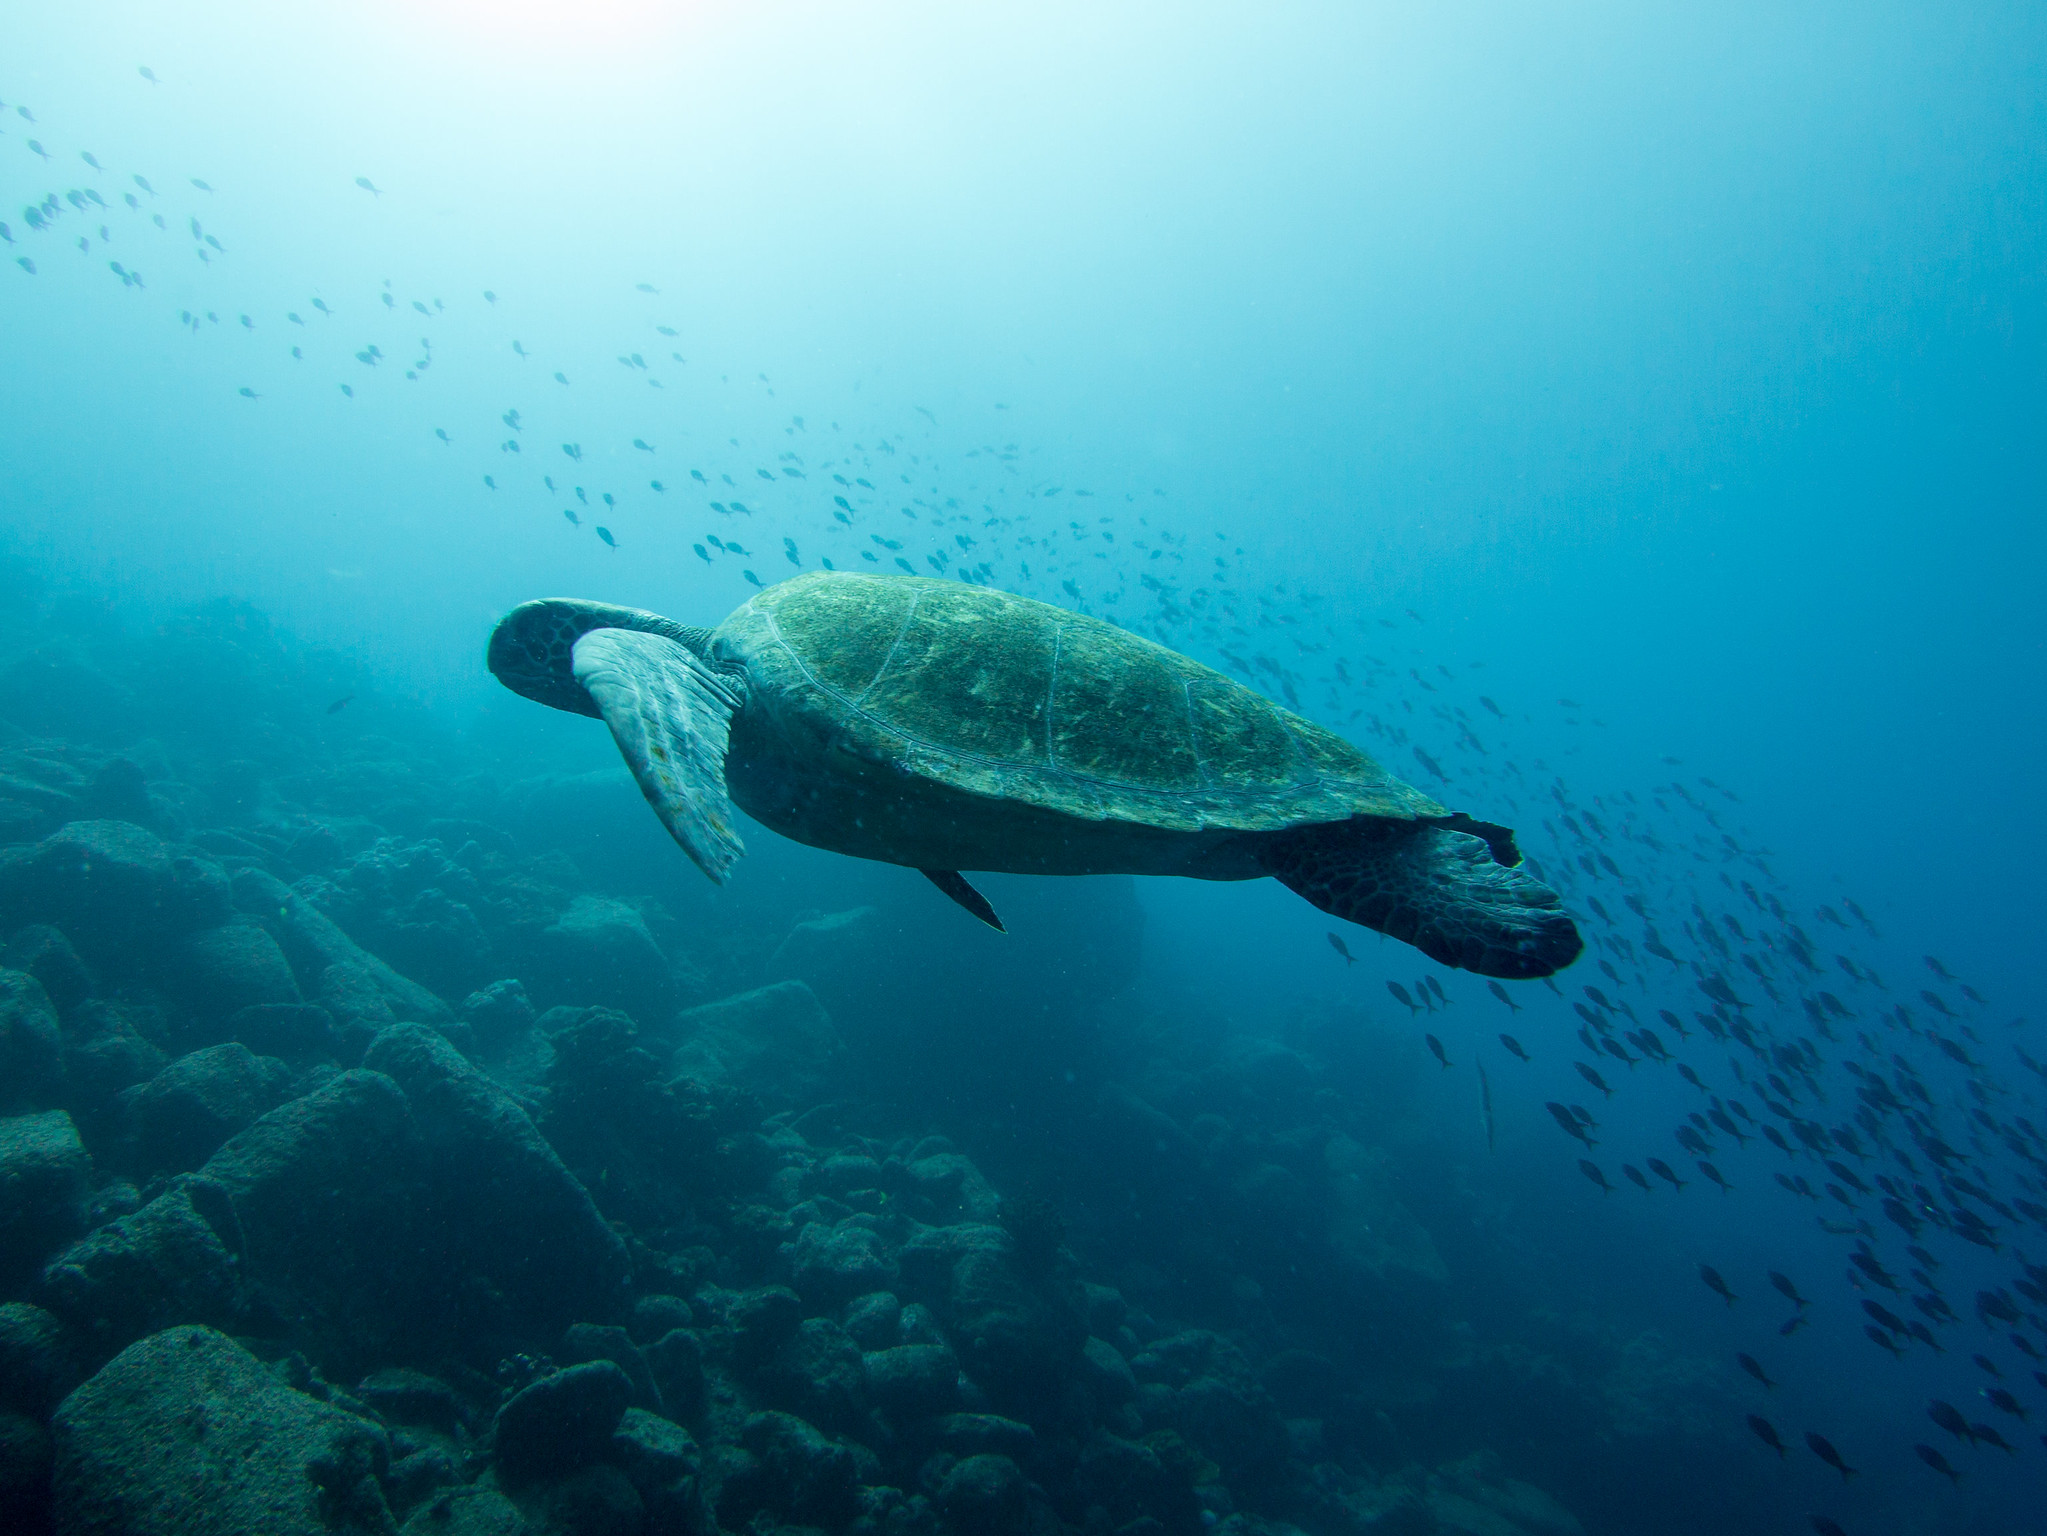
[1,6,2043,1535]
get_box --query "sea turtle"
[487,571,1581,977]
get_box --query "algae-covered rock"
[529,894,673,1020]
[0,968,62,1115]
[721,1410,861,1529]
[492,1359,632,1483]
[936,1452,1031,1536]
[50,1324,394,1535]
[230,866,448,1024]
[361,1023,630,1331]
[10,823,230,962]
[787,1218,897,1308]
[0,1110,92,1293]
[173,921,300,1019]
[3,925,93,1015]
[114,1043,295,1174]
[36,1178,243,1354]
[668,980,840,1104]
[863,1342,960,1421]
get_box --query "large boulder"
[172,921,300,1019]
[862,1343,960,1422]
[766,906,879,985]
[3,822,230,964]
[230,867,448,1024]
[527,894,674,1020]
[50,1325,393,1535]
[3,925,94,1016]
[719,1411,861,1529]
[37,1178,245,1365]
[936,1453,1031,1536]
[787,1219,897,1309]
[54,1000,167,1120]
[897,1223,1086,1417]
[668,981,840,1105]
[492,1359,632,1484]
[359,1023,630,1333]
[0,968,61,1114]
[0,1111,93,1294]
[114,1043,296,1175]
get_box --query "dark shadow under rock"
[493,1359,633,1484]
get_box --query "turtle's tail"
[1259,817,1583,979]
[488,598,710,718]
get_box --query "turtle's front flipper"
[1260,818,1582,979]
[571,628,747,883]
[921,870,1005,932]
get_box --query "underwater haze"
[1,5,2043,1535]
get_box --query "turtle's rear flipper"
[1260,818,1582,979]
[922,870,1005,932]
[572,628,746,883]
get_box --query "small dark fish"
[1426,1034,1451,1069]
[1927,1400,1973,1442]
[1387,981,1418,1015]
[1647,1158,1686,1191]
[1779,1314,1808,1337]
[1810,1520,1848,1536]
[1737,1353,1775,1389]
[355,176,381,196]
[1862,1300,1906,1334]
[1747,1414,1786,1458]
[596,527,617,549]
[1574,1062,1613,1098]
[1499,1034,1529,1062]
[325,695,354,715]
[1700,1161,1733,1194]
[1968,1422,2015,1452]
[1326,933,1355,965]
[1913,1444,1959,1484]
[1805,1432,1857,1480]
[1982,1387,2027,1420]
[1700,1264,1738,1306]
[563,508,580,526]
[1579,1159,1611,1194]
[633,438,654,452]
[1486,979,1522,1012]
[1546,1102,1595,1147]
[1623,1164,1651,1193]
[191,177,212,192]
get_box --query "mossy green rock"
[50,1325,394,1535]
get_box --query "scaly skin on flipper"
[572,628,746,882]
[1259,819,1583,979]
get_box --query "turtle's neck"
[662,621,714,658]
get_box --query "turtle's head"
[488,598,705,718]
